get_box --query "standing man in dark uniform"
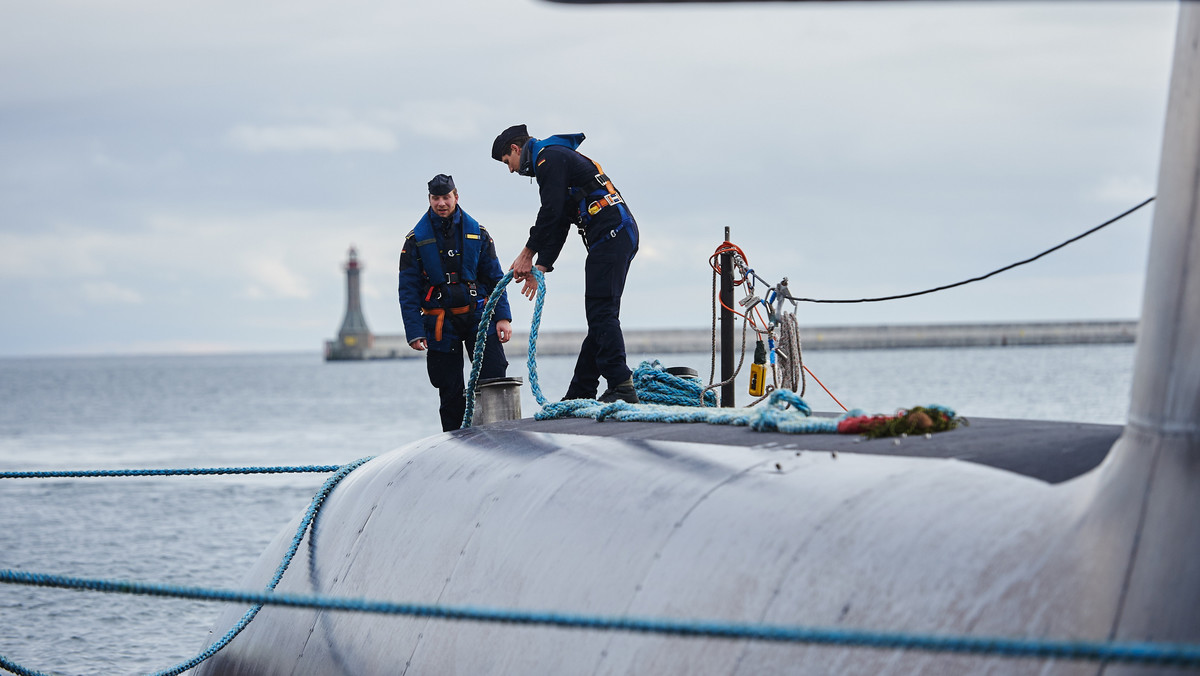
[491,124,639,404]
[398,174,512,431]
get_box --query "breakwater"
[329,320,1137,360]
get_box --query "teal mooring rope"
[0,465,345,480]
[462,268,549,429]
[0,456,374,676]
[2,565,1200,669]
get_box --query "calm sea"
[0,344,1135,675]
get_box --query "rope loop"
[765,388,813,416]
[461,269,547,429]
[595,401,636,422]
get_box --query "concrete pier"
[332,319,1137,360]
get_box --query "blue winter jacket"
[397,206,512,351]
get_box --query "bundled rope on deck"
[459,267,964,438]
[535,384,872,435]
[631,360,718,407]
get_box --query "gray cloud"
[0,0,1178,356]
[228,120,399,153]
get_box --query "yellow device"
[748,340,767,397]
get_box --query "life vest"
[412,209,485,341]
[522,134,628,250]
[412,208,482,288]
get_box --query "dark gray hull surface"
[496,416,1120,485]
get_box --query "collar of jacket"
[519,133,586,177]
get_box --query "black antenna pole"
[721,226,735,407]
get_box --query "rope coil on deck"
[457,266,960,436]
[631,360,719,407]
[535,387,857,433]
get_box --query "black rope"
[786,196,1155,304]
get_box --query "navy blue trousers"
[426,326,508,432]
[564,218,639,400]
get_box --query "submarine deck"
[482,415,1122,485]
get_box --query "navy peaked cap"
[491,124,528,161]
[428,174,455,196]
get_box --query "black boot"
[562,386,597,402]
[598,378,639,404]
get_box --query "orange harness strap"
[582,157,624,216]
[421,305,472,342]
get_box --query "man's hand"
[521,265,547,300]
[495,319,512,343]
[509,247,535,282]
[409,338,427,351]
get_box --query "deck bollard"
[666,366,700,381]
[473,377,524,425]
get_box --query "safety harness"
[412,209,485,342]
[524,134,629,251]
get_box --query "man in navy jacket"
[492,124,639,404]
[398,174,512,431]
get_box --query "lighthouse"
[326,246,374,360]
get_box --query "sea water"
[0,344,1135,675]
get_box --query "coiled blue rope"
[632,360,718,407]
[2,566,1199,668]
[536,382,879,435]
[0,465,344,480]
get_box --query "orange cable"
[803,365,849,412]
[713,240,753,319]
[717,296,749,320]
[709,241,750,286]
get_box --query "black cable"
[786,196,1156,304]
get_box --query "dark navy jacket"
[523,144,629,271]
[397,206,511,351]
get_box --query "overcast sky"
[0,0,1180,357]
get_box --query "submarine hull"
[193,417,1141,675]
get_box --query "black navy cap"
[491,124,528,161]
[428,174,455,196]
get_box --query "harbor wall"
[328,320,1137,360]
